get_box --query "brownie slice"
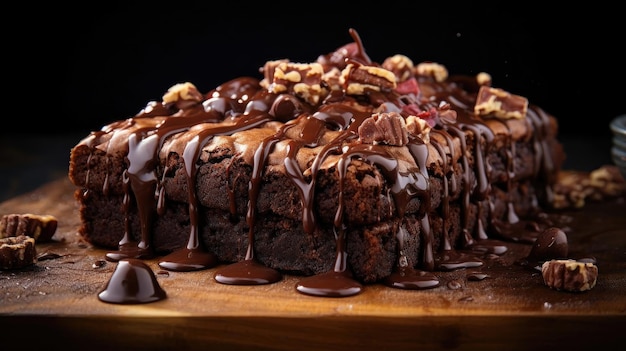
[68,30,564,283]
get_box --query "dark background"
[1,2,624,200]
[9,3,626,136]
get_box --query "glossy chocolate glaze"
[98,258,167,304]
[78,29,566,300]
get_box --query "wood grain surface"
[1,177,625,350]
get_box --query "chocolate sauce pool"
[84,28,590,302]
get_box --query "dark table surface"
[0,132,615,204]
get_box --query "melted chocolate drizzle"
[83,28,560,300]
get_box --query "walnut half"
[0,235,37,270]
[0,213,58,242]
[541,259,598,292]
[358,112,408,146]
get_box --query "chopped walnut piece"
[358,112,409,146]
[552,165,626,209]
[0,235,37,270]
[553,171,593,209]
[0,213,58,242]
[406,115,432,143]
[266,61,325,105]
[341,63,397,95]
[322,67,343,91]
[162,82,203,104]
[589,165,626,198]
[476,72,492,86]
[415,62,448,82]
[542,259,598,292]
[474,85,528,119]
[382,54,415,83]
[260,59,289,86]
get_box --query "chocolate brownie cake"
[69,28,598,298]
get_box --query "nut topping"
[474,85,528,119]
[415,62,448,82]
[476,72,492,86]
[358,112,409,146]
[553,165,626,209]
[589,165,626,199]
[163,82,204,104]
[0,235,37,270]
[406,115,432,143]
[541,259,598,292]
[382,54,415,83]
[321,67,343,91]
[341,63,397,95]
[0,213,58,242]
[266,61,325,105]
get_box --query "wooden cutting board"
[1,177,625,351]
